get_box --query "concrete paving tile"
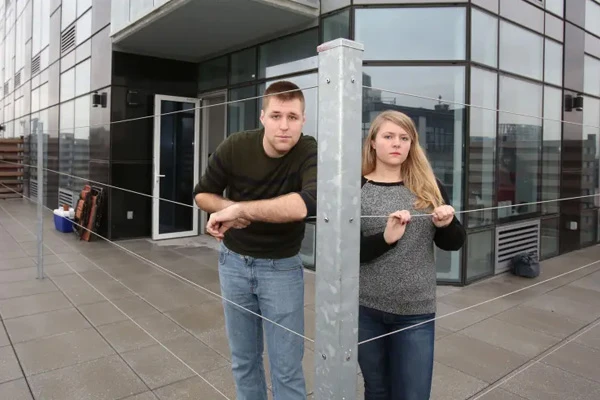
[548,284,600,307]
[435,302,490,332]
[13,327,116,376]
[460,318,560,358]
[154,376,232,400]
[524,293,600,323]
[0,346,22,384]
[430,362,488,400]
[201,365,237,400]
[0,378,33,400]
[569,272,600,292]
[435,333,529,383]
[135,284,216,313]
[0,257,36,270]
[542,342,600,384]
[97,320,157,353]
[0,329,8,347]
[0,267,39,283]
[162,334,230,375]
[110,296,161,320]
[31,254,65,265]
[501,362,600,400]
[0,278,57,300]
[474,388,529,400]
[435,325,453,341]
[0,250,28,260]
[134,313,190,344]
[77,301,130,327]
[0,291,72,319]
[120,344,196,390]
[4,307,91,343]
[122,392,158,400]
[575,325,600,351]
[28,355,148,400]
[50,274,130,306]
[494,304,588,339]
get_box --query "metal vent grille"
[58,187,75,208]
[31,55,41,75]
[61,25,76,55]
[14,71,21,88]
[495,220,540,273]
[29,179,37,199]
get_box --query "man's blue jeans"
[218,243,306,400]
[358,305,435,400]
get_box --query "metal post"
[314,38,364,400]
[35,120,44,279]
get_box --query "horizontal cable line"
[358,258,600,345]
[363,84,600,131]
[470,317,600,400]
[1,159,599,221]
[25,86,318,133]
[0,202,232,400]
[0,183,314,344]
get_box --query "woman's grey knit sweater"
[359,177,465,316]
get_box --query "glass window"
[582,96,600,211]
[542,86,562,215]
[73,95,90,188]
[258,29,318,79]
[471,8,498,67]
[230,48,257,84]
[540,218,559,259]
[59,99,75,189]
[497,75,542,219]
[581,210,597,246]
[60,67,75,101]
[499,21,543,80]
[198,56,228,92]
[466,229,495,281]
[544,39,563,86]
[75,58,91,97]
[546,0,564,17]
[322,8,350,42]
[586,0,600,37]
[61,0,76,30]
[228,85,258,135]
[584,55,600,97]
[363,65,465,282]
[355,7,466,61]
[469,67,497,228]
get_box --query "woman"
[358,110,466,400]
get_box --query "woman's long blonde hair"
[362,110,444,211]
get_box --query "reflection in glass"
[580,210,597,246]
[469,68,497,228]
[228,86,258,135]
[258,29,318,79]
[545,0,564,17]
[363,66,465,282]
[541,217,559,259]
[75,58,91,97]
[73,95,90,189]
[355,7,466,61]
[582,96,600,211]
[322,8,350,42]
[544,39,563,87]
[584,55,600,97]
[499,21,543,80]
[471,8,498,67]
[59,100,75,190]
[497,76,542,219]
[586,0,600,38]
[158,100,195,235]
[542,87,562,214]
[198,56,228,92]
[466,229,494,281]
[230,48,257,84]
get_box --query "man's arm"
[194,193,233,214]
[193,139,232,213]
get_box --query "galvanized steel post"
[314,38,364,400]
[35,120,44,279]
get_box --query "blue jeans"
[358,305,435,400]
[218,243,306,400]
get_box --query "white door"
[152,95,200,240]
[199,90,228,235]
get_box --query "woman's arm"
[434,179,466,251]
[360,231,397,263]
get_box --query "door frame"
[152,94,201,241]
[198,89,228,235]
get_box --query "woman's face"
[371,121,412,168]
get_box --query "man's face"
[260,97,305,158]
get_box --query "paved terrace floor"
[1,198,600,400]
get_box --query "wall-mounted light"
[0,124,5,131]
[127,90,140,107]
[92,91,107,108]
[565,93,584,112]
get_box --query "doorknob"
[157,174,165,178]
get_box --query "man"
[193,80,317,400]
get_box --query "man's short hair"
[262,80,305,111]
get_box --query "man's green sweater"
[193,128,318,259]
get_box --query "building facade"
[0,0,599,285]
